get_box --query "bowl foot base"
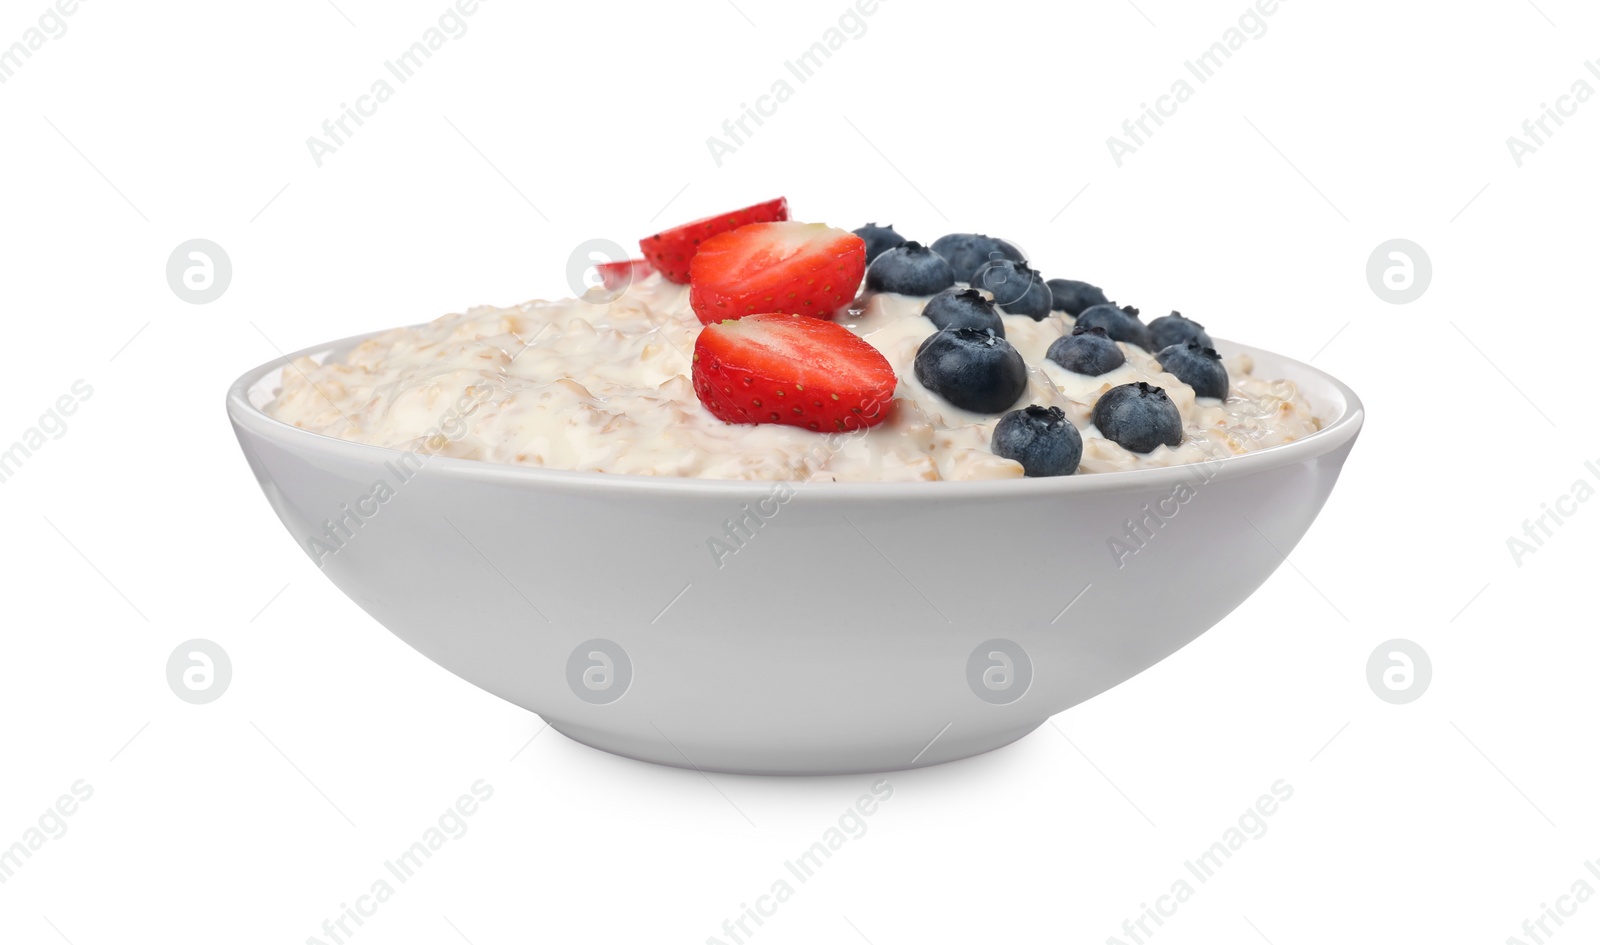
[545,717,1047,776]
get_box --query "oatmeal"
[265,275,1320,481]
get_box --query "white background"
[0,0,1593,942]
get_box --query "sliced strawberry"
[639,197,789,283]
[596,258,655,291]
[688,222,866,326]
[692,313,897,433]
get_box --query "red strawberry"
[692,313,897,433]
[639,197,789,283]
[688,222,866,326]
[596,258,655,291]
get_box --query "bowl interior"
[229,323,1363,497]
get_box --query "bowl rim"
[226,323,1364,500]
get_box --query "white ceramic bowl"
[227,330,1362,775]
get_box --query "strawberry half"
[596,258,655,291]
[639,197,789,283]
[688,222,866,326]
[693,313,897,433]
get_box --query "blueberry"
[922,288,1005,337]
[853,223,906,264]
[930,233,1024,283]
[1045,324,1126,376]
[991,405,1083,477]
[1148,311,1213,351]
[866,241,956,296]
[1046,278,1109,316]
[1092,382,1183,454]
[913,327,1028,414]
[1156,340,1229,400]
[971,259,1053,320]
[1075,303,1153,351]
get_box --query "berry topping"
[929,233,1025,283]
[971,258,1053,320]
[991,405,1083,477]
[853,223,906,264]
[865,241,956,296]
[692,313,897,432]
[1045,324,1127,376]
[596,258,655,292]
[688,222,866,326]
[912,327,1027,414]
[1075,303,1153,351]
[921,288,1006,337]
[1045,278,1110,316]
[1148,311,1213,351]
[1092,382,1183,454]
[1156,340,1229,400]
[639,197,789,283]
